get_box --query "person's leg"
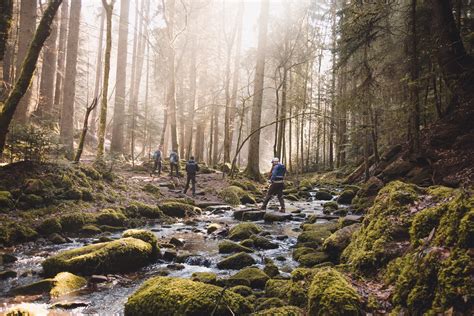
[176,163,179,177]
[276,183,285,212]
[169,163,173,176]
[261,183,276,210]
[191,175,196,195]
[157,161,162,175]
[184,175,191,194]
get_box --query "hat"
[271,157,279,163]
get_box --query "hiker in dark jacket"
[183,156,199,196]
[152,146,162,175]
[169,149,179,177]
[261,157,286,212]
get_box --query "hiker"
[261,157,286,212]
[183,156,199,196]
[169,149,179,177]
[152,146,162,175]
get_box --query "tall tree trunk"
[166,0,179,153]
[277,67,287,160]
[36,11,59,119]
[0,0,63,158]
[0,0,14,90]
[184,30,197,158]
[14,0,37,123]
[74,98,98,162]
[408,0,420,153]
[96,0,114,160]
[90,9,105,137]
[110,0,130,154]
[59,0,81,159]
[245,0,269,180]
[53,0,68,114]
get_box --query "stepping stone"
[314,214,340,220]
[196,201,226,208]
[205,205,233,214]
[233,207,259,220]
[242,210,266,221]
[263,212,293,222]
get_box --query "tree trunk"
[408,0,420,153]
[59,0,81,159]
[96,0,114,160]
[14,0,37,123]
[0,0,14,88]
[244,0,269,181]
[184,30,197,158]
[0,0,63,158]
[90,9,105,137]
[110,0,130,154]
[53,0,68,113]
[74,98,98,162]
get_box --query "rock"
[308,268,361,315]
[125,202,163,219]
[0,270,17,280]
[228,267,270,289]
[159,202,200,218]
[218,240,254,254]
[122,229,160,258]
[253,306,304,316]
[48,233,67,244]
[242,210,266,221]
[228,222,263,241]
[263,261,279,277]
[285,194,299,201]
[90,275,108,283]
[323,201,338,211]
[337,190,356,205]
[169,237,184,247]
[191,272,218,285]
[339,215,364,228]
[314,191,333,200]
[233,207,259,220]
[297,251,329,267]
[240,239,254,248]
[255,298,286,311]
[323,224,361,261]
[0,191,14,211]
[206,223,221,234]
[1,253,18,264]
[11,272,87,298]
[297,225,333,249]
[124,277,252,315]
[250,235,278,249]
[81,225,102,236]
[42,238,155,276]
[51,301,89,309]
[229,285,253,297]
[95,209,127,226]
[276,235,288,240]
[163,250,177,262]
[60,213,87,232]
[216,252,256,270]
[219,186,256,205]
[333,209,348,216]
[167,263,185,270]
[19,193,44,208]
[263,212,292,222]
[37,218,62,235]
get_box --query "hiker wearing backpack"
[169,149,179,177]
[152,146,162,175]
[183,156,199,196]
[261,157,286,212]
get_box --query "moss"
[344,185,360,193]
[81,224,102,235]
[250,235,278,249]
[19,194,44,208]
[60,213,86,232]
[79,165,101,180]
[219,186,256,205]
[23,178,46,194]
[42,237,153,276]
[314,191,333,200]
[458,208,474,248]
[228,223,263,241]
[299,178,314,191]
[191,272,218,285]
[122,229,159,258]
[0,191,14,211]
[240,238,254,248]
[322,224,361,261]
[263,261,279,277]
[219,240,254,254]
[124,277,252,316]
[228,267,269,289]
[160,202,199,218]
[323,201,338,211]
[230,179,259,193]
[61,188,83,200]
[229,285,253,297]
[298,252,329,267]
[252,306,304,316]
[307,267,362,315]
[0,222,37,245]
[217,252,256,270]
[125,202,163,219]
[265,279,291,299]
[337,190,356,204]
[95,209,127,226]
[11,272,86,297]
[37,218,62,235]
[143,183,161,196]
[297,227,332,249]
[255,297,285,311]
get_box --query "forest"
[0,0,472,315]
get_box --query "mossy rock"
[0,222,38,245]
[299,178,315,191]
[250,235,278,249]
[263,261,279,277]
[80,224,102,236]
[219,186,256,205]
[11,272,86,298]
[95,209,127,226]
[230,179,259,193]
[125,202,163,219]
[240,239,254,248]
[142,183,161,196]
[307,267,362,315]
[323,201,338,211]
[100,225,126,232]
[286,194,299,201]
[191,272,218,285]
[229,223,263,241]
[217,252,256,270]
[298,251,329,267]
[42,237,154,276]
[124,276,252,316]
[229,285,253,297]
[314,191,333,200]
[37,218,62,235]
[122,229,159,257]
[19,193,44,208]
[60,213,87,232]
[252,306,304,316]
[255,297,285,311]
[160,202,199,218]
[337,190,356,204]
[61,188,83,200]
[228,267,269,289]
[322,224,361,261]
[265,279,292,299]
[297,227,333,249]
[218,240,254,254]
[0,191,14,211]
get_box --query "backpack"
[153,150,161,160]
[186,161,199,174]
[170,152,178,164]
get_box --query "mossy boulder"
[337,190,356,204]
[297,251,329,267]
[255,297,285,311]
[124,276,252,316]
[240,238,254,248]
[265,279,292,299]
[351,176,384,212]
[42,237,154,276]
[228,267,269,289]
[322,201,338,211]
[160,202,199,218]
[125,202,163,219]
[252,306,304,316]
[229,285,253,297]
[219,240,254,254]
[95,209,127,226]
[297,225,333,249]
[229,223,263,241]
[11,272,86,298]
[0,222,38,245]
[322,224,361,261]
[307,267,362,315]
[217,252,256,270]
[19,193,44,208]
[60,213,87,232]
[142,183,161,196]
[250,234,278,249]
[37,218,62,235]
[0,191,14,211]
[314,191,333,200]
[191,272,218,285]
[122,229,160,258]
[81,224,102,236]
[230,179,259,194]
[263,260,279,277]
[219,186,256,205]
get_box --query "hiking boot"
[279,208,285,213]
[260,205,267,211]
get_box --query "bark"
[14,0,37,122]
[184,30,197,158]
[110,0,130,154]
[96,0,114,160]
[53,0,68,111]
[36,11,59,118]
[74,98,98,162]
[244,0,270,180]
[0,0,14,79]
[59,0,80,159]
[166,0,179,153]
[408,0,420,153]
[90,9,105,137]
[0,0,63,158]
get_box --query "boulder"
[228,223,263,241]
[124,277,252,315]
[297,226,333,249]
[217,252,255,270]
[37,218,62,235]
[219,186,256,206]
[242,210,266,221]
[160,202,200,218]
[0,191,14,211]
[227,267,269,289]
[0,270,17,280]
[207,223,221,234]
[337,190,356,205]
[255,298,286,311]
[95,209,127,226]
[263,260,279,277]
[263,212,292,222]
[297,251,329,267]
[339,215,364,228]
[323,223,361,261]
[253,306,304,316]
[122,229,160,258]
[11,272,86,298]
[191,272,218,285]
[229,285,253,297]
[250,235,278,249]
[233,207,259,220]
[314,191,333,200]
[48,233,67,244]
[169,237,184,247]
[218,240,254,254]
[42,237,154,276]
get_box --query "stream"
[0,189,347,315]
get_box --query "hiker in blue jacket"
[152,146,162,175]
[261,157,286,212]
[183,156,199,196]
[169,149,179,177]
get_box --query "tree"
[96,0,115,160]
[53,0,69,111]
[110,0,130,154]
[90,9,105,137]
[0,0,63,158]
[244,0,270,181]
[59,0,81,158]
[0,0,14,87]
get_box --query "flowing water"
[0,189,347,315]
